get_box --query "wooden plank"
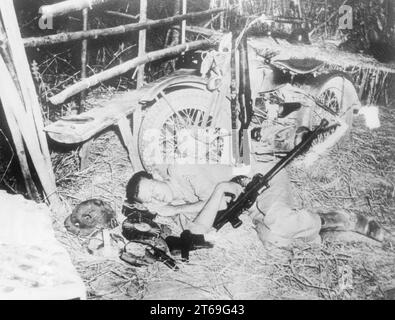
[0,0,58,205]
[137,0,147,89]
[49,39,216,105]
[0,20,37,198]
[0,96,37,199]
[0,56,58,205]
[23,7,227,47]
[0,21,22,92]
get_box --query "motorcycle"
[137,16,361,175]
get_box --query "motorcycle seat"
[272,58,324,74]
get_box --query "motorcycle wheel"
[138,88,231,174]
[310,75,360,142]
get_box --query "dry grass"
[49,100,395,300]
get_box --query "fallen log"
[49,39,216,105]
[24,7,227,47]
[40,0,114,18]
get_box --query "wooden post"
[137,0,147,89]
[164,0,181,73]
[131,0,147,173]
[0,0,59,205]
[171,0,181,46]
[324,0,328,38]
[220,0,225,30]
[80,8,89,111]
[181,0,187,44]
[79,8,92,170]
[238,0,243,16]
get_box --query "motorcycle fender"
[139,69,207,105]
[295,70,361,113]
[294,70,355,95]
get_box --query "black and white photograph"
[0,0,394,302]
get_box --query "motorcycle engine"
[251,94,304,160]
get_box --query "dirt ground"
[49,101,395,300]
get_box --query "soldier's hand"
[217,182,244,199]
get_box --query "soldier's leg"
[250,162,321,247]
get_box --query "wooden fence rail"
[49,38,216,105]
[40,0,114,18]
[28,1,226,105]
[23,7,227,47]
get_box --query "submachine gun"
[164,119,329,262]
[213,119,330,230]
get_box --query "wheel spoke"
[160,91,188,127]
[311,82,349,146]
[143,105,225,168]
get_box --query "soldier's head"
[126,171,173,204]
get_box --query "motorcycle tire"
[138,88,231,173]
[312,75,360,131]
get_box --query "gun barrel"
[263,119,329,182]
